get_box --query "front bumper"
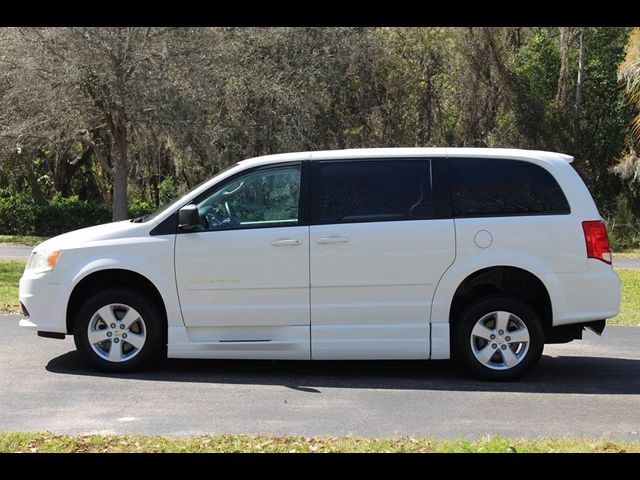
[19,272,69,334]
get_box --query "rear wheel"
[73,288,163,372]
[454,296,544,381]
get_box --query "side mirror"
[178,204,200,230]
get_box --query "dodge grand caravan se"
[19,148,621,380]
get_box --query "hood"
[33,220,153,253]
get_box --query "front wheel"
[454,296,544,381]
[73,288,163,372]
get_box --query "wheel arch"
[430,257,555,359]
[448,266,552,331]
[449,265,553,328]
[66,268,168,337]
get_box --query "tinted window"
[317,160,433,224]
[449,158,570,217]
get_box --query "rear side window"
[316,160,433,224]
[449,158,570,217]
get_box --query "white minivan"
[19,148,621,380]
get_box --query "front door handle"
[317,236,349,244]
[271,238,302,246]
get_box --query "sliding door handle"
[316,236,349,244]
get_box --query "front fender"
[59,236,183,327]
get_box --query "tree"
[613,28,640,187]
[0,28,94,204]
[3,28,186,220]
[618,28,640,143]
[1,27,638,230]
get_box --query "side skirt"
[167,325,311,360]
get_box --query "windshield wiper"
[130,214,149,223]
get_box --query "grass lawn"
[1,259,638,324]
[0,432,638,453]
[0,235,47,247]
[0,260,25,313]
[613,269,640,325]
[614,248,640,258]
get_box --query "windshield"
[134,163,240,223]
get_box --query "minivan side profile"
[18,148,621,380]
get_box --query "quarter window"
[449,158,570,217]
[316,160,434,224]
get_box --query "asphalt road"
[613,257,640,269]
[0,246,32,260]
[0,315,639,439]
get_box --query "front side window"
[316,160,433,224]
[195,165,301,231]
[449,158,570,217]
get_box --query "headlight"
[25,250,61,273]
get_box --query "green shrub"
[34,194,111,235]
[0,194,38,235]
[0,194,157,236]
[128,199,154,219]
[605,194,640,251]
[158,177,178,205]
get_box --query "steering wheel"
[201,201,238,229]
[201,204,222,229]
[223,201,241,227]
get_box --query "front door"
[174,162,310,359]
[309,158,455,359]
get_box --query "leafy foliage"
[0,194,152,236]
[606,194,640,251]
[0,27,638,232]
[618,28,640,140]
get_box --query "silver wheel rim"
[470,311,530,371]
[87,303,146,363]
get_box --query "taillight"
[582,220,612,264]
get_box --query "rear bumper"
[544,262,621,327]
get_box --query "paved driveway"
[613,257,640,269]
[0,315,638,439]
[0,246,32,260]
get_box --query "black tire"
[454,295,544,381]
[73,288,163,372]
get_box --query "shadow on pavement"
[46,351,640,395]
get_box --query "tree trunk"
[23,154,44,205]
[417,74,433,146]
[575,28,585,113]
[556,27,573,107]
[53,150,85,196]
[110,107,129,221]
